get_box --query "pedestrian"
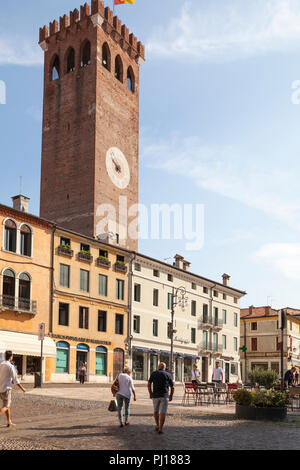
[212,361,223,384]
[148,362,174,435]
[0,351,26,427]
[295,371,299,385]
[78,362,86,385]
[116,367,136,428]
[191,364,200,386]
[284,367,296,389]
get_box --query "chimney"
[174,254,184,270]
[265,306,272,316]
[11,195,30,213]
[249,305,254,315]
[222,273,230,286]
[183,260,191,272]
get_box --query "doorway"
[76,350,88,381]
[202,357,207,382]
[225,363,230,383]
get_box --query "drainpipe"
[210,284,217,375]
[127,252,136,369]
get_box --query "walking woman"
[79,362,86,385]
[116,367,136,427]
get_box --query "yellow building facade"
[0,200,56,382]
[51,227,130,383]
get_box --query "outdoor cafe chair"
[213,383,227,405]
[227,383,238,403]
[181,382,197,406]
[288,388,300,411]
[195,383,213,406]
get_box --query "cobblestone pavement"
[0,385,299,450]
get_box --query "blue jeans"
[116,394,130,422]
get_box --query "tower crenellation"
[39,1,145,62]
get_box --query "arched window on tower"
[102,43,111,71]
[66,48,75,74]
[115,55,123,83]
[81,41,91,67]
[4,219,17,253]
[51,55,60,81]
[127,67,135,93]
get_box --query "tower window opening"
[51,55,60,81]
[127,67,135,92]
[81,41,91,67]
[115,55,123,83]
[66,48,75,73]
[102,43,111,71]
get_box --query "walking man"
[148,362,174,435]
[0,351,26,427]
[212,361,223,384]
[284,367,296,389]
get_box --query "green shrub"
[248,368,278,389]
[233,389,288,408]
[233,389,253,406]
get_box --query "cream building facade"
[130,254,246,383]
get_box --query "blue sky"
[1,0,300,308]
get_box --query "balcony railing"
[77,252,93,263]
[96,257,111,268]
[212,318,223,330]
[212,343,223,355]
[198,315,213,329]
[0,295,37,315]
[57,246,74,257]
[198,341,223,355]
[114,262,128,273]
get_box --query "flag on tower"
[114,0,135,5]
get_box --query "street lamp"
[170,286,188,379]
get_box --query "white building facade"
[130,254,246,383]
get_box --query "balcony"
[96,257,111,268]
[77,251,93,263]
[212,344,223,356]
[198,340,213,354]
[212,318,223,331]
[57,245,74,258]
[0,295,37,315]
[198,315,213,329]
[114,262,128,274]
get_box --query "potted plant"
[233,389,288,421]
[78,250,93,262]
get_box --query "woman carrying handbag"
[113,367,136,427]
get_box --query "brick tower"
[39,1,145,251]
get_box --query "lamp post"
[170,286,188,379]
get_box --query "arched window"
[96,346,107,376]
[81,41,91,67]
[115,55,123,83]
[102,43,111,71]
[66,48,75,74]
[4,219,17,253]
[18,273,31,311]
[2,269,15,308]
[20,224,32,257]
[127,67,135,93]
[51,55,60,81]
[56,341,70,373]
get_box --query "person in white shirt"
[212,361,223,384]
[115,367,136,427]
[0,351,26,427]
[191,364,200,385]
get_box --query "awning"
[0,330,56,358]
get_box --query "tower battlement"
[39,0,145,62]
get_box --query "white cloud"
[0,36,43,66]
[147,0,300,62]
[141,135,300,230]
[254,243,300,280]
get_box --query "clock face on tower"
[106,147,130,190]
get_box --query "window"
[116,279,125,300]
[213,290,218,298]
[55,341,69,373]
[99,274,108,296]
[153,319,158,337]
[203,286,208,294]
[234,312,238,328]
[18,273,31,310]
[167,322,172,339]
[191,283,196,290]
[60,264,70,288]
[231,362,238,376]
[234,337,238,351]
[133,315,140,334]
[203,304,208,322]
[59,303,69,326]
[117,254,125,264]
[222,335,227,350]
[79,307,89,329]
[4,219,17,253]
[134,263,141,272]
[99,249,108,259]
[98,311,107,332]
[213,307,219,325]
[51,55,60,80]
[20,225,32,256]
[60,237,71,248]
[127,66,135,92]
[234,297,238,304]
[153,289,159,307]
[80,243,90,253]
[81,40,91,67]
[167,274,173,282]
[222,309,227,325]
[251,322,257,331]
[223,293,227,300]
[203,330,208,349]
[2,269,15,307]
[191,328,196,344]
[168,293,173,310]
[134,284,141,302]
[115,314,124,335]
[191,300,196,316]
[115,55,123,82]
[66,47,75,73]
[251,338,257,351]
[80,269,89,292]
[102,42,111,70]
[153,269,160,278]
[96,346,107,375]
[213,332,218,350]
[276,337,281,351]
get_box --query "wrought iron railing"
[0,295,37,314]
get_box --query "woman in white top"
[116,367,136,427]
[191,364,200,385]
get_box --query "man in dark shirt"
[284,367,296,389]
[148,362,174,434]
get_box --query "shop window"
[113,348,124,377]
[96,346,107,375]
[56,341,70,373]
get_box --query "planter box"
[96,257,111,268]
[114,263,127,273]
[78,252,93,263]
[236,404,287,421]
[58,246,74,258]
